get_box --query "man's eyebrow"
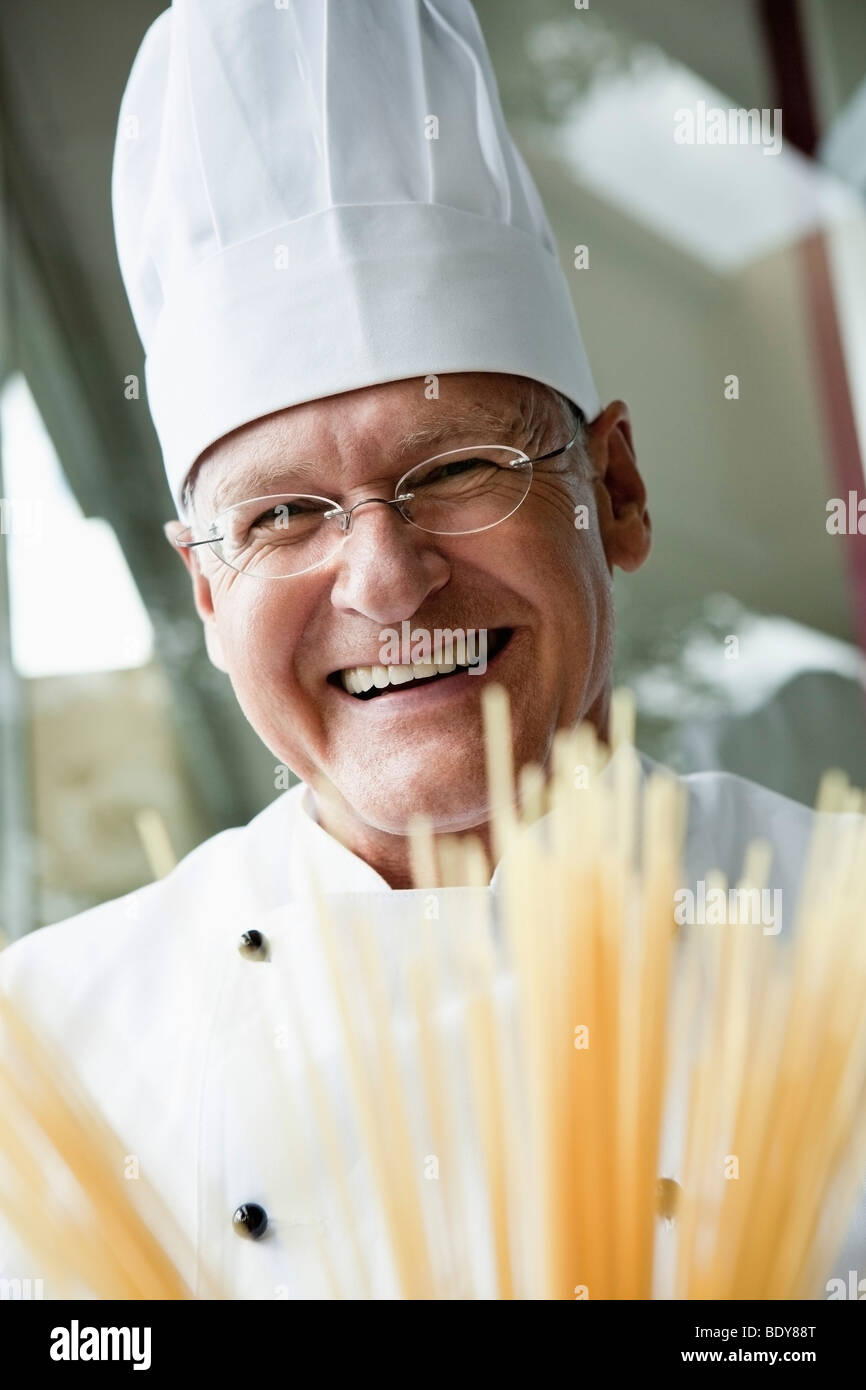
[211,455,323,511]
[208,407,528,511]
[395,406,527,458]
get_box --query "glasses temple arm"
[528,424,581,466]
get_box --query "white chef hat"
[112,0,599,511]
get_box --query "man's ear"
[163,520,229,673]
[585,401,651,573]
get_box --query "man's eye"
[251,503,313,526]
[423,458,491,484]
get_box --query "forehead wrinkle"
[523,380,565,449]
[204,403,535,512]
[209,408,530,508]
[210,453,326,511]
[395,402,530,460]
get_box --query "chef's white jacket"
[1,761,864,1299]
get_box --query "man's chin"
[326,768,492,840]
[312,708,550,839]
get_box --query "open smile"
[327,628,513,701]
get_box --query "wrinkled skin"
[167,372,651,886]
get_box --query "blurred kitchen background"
[1,0,866,937]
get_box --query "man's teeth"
[341,660,460,694]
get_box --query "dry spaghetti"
[1,685,865,1299]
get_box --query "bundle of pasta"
[2,684,866,1299]
[0,979,207,1299]
[242,686,866,1298]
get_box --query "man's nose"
[328,501,450,624]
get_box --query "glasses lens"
[209,495,341,577]
[396,447,531,535]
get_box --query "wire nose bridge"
[324,492,415,534]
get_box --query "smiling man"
[166,374,647,885]
[1,0,865,1299]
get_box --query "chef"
[1,0,864,1298]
